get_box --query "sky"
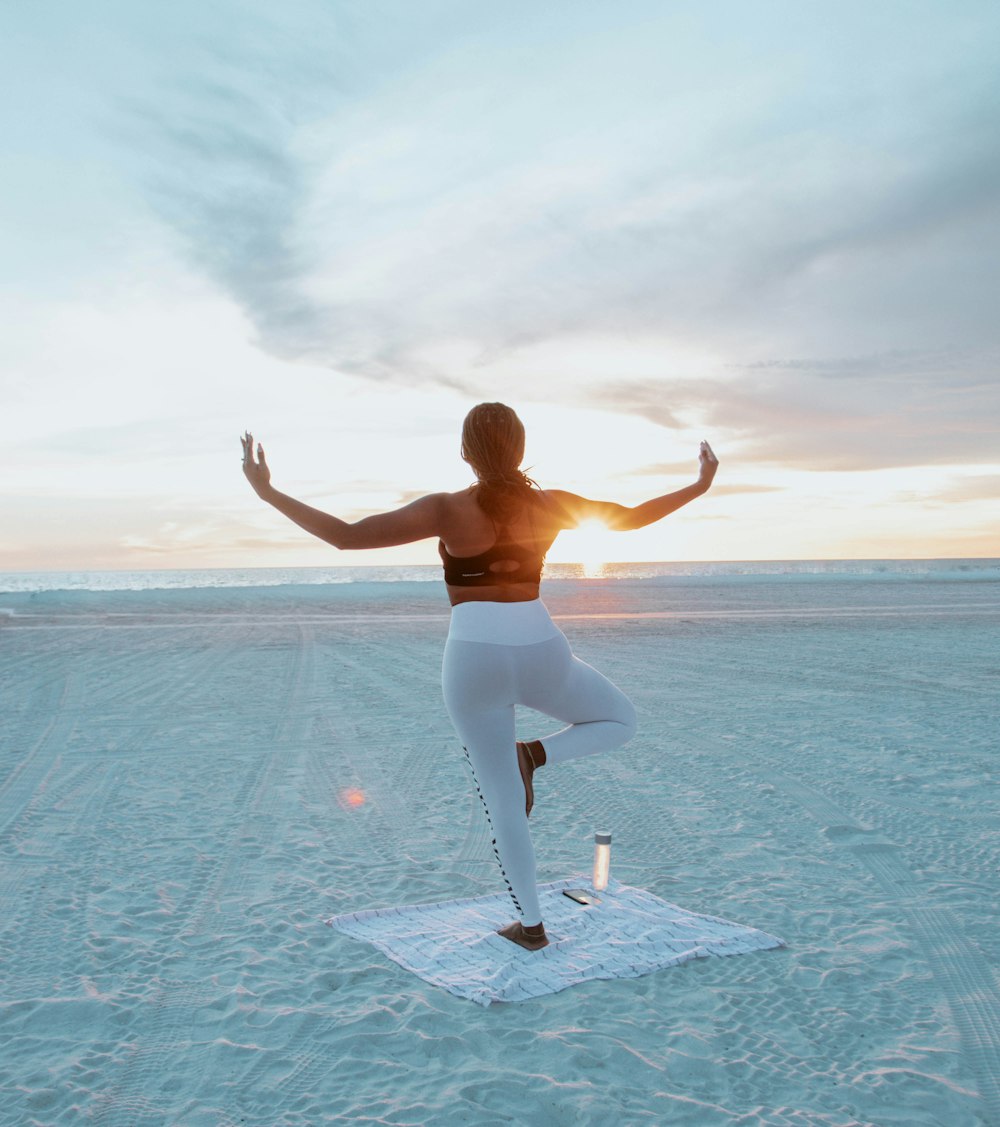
[3,0,999,570]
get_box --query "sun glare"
[556,519,615,578]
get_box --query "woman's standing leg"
[442,638,545,933]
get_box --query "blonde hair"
[460,402,539,520]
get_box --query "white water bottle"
[592,831,611,892]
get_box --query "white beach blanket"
[325,877,786,1006]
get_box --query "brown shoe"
[497,920,549,950]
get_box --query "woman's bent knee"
[617,699,638,745]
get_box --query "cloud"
[707,484,785,497]
[590,338,1000,471]
[623,463,782,495]
[126,80,332,364]
[624,461,700,477]
[111,1,1000,477]
[914,474,1000,505]
[13,419,209,460]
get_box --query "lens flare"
[338,787,367,810]
[563,518,612,578]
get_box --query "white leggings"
[441,599,636,926]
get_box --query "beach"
[1,567,998,1125]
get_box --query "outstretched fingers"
[697,440,719,490]
[241,431,257,466]
[240,431,271,494]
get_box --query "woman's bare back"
[438,488,563,605]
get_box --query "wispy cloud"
[127,81,331,363]
[622,463,782,495]
[707,484,785,497]
[911,474,1000,505]
[590,337,1000,471]
[119,0,1000,466]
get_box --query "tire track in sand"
[2,762,129,1000]
[754,764,1000,1124]
[0,672,79,844]
[94,622,316,1122]
[182,622,316,936]
[306,629,452,871]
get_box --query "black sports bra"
[439,514,546,587]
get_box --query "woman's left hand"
[698,440,719,489]
[241,431,272,496]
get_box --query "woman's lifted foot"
[497,920,549,950]
[516,739,546,818]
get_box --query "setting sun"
[548,519,617,577]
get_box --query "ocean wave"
[1,558,997,594]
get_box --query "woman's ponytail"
[460,403,539,521]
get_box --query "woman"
[241,402,718,951]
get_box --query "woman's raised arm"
[240,432,444,550]
[547,441,718,531]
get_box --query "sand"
[1,575,998,1125]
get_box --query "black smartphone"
[563,888,600,905]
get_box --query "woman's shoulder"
[533,488,581,521]
[537,488,577,508]
[438,486,477,507]
[433,487,480,521]
[436,485,574,529]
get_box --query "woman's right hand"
[698,441,719,490]
[241,431,272,496]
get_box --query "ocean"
[2,557,998,593]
